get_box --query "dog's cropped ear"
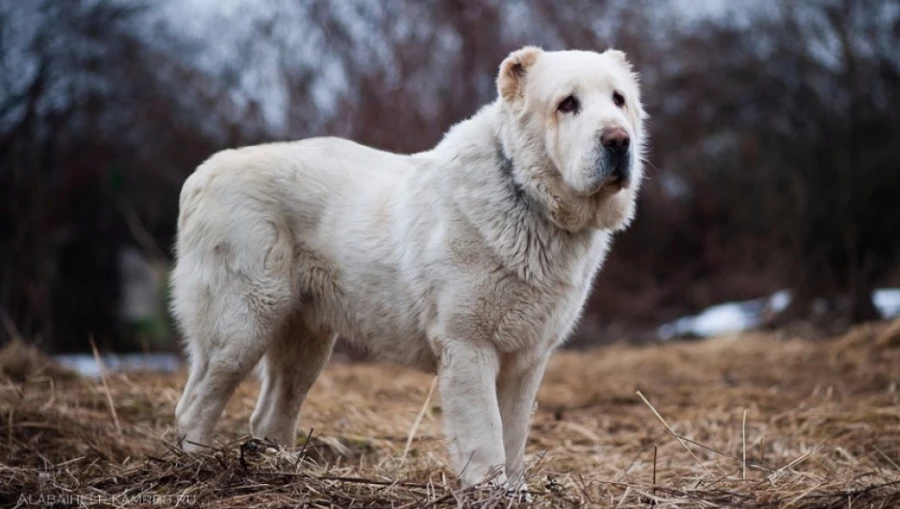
[497,46,543,102]
[605,49,634,73]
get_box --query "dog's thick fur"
[171,46,647,488]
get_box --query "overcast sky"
[159,0,740,133]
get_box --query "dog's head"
[496,46,647,232]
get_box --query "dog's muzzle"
[601,128,631,190]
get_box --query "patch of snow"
[658,297,767,340]
[54,353,184,378]
[658,288,900,340]
[768,290,791,314]
[874,289,900,318]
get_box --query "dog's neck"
[495,138,537,215]
[493,111,604,234]
[430,101,608,283]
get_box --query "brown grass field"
[2,320,900,508]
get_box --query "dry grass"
[2,320,900,508]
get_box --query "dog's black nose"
[601,127,630,157]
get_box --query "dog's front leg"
[497,353,550,491]
[437,341,506,487]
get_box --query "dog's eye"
[558,95,579,114]
[612,91,625,108]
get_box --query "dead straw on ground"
[1,319,899,508]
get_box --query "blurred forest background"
[1,0,899,354]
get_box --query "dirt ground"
[2,320,900,508]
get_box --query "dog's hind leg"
[174,288,284,452]
[173,217,297,452]
[249,312,337,449]
[174,340,209,434]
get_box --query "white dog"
[171,46,646,489]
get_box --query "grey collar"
[496,142,532,210]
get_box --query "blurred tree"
[654,0,900,326]
[0,0,267,351]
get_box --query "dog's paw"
[505,484,534,503]
[484,479,533,503]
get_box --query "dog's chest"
[499,275,595,353]
[511,235,610,349]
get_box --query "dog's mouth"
[572,175,629,198]
[570,156,633,197]
[602,173,629,193]
[582,152,632,196]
